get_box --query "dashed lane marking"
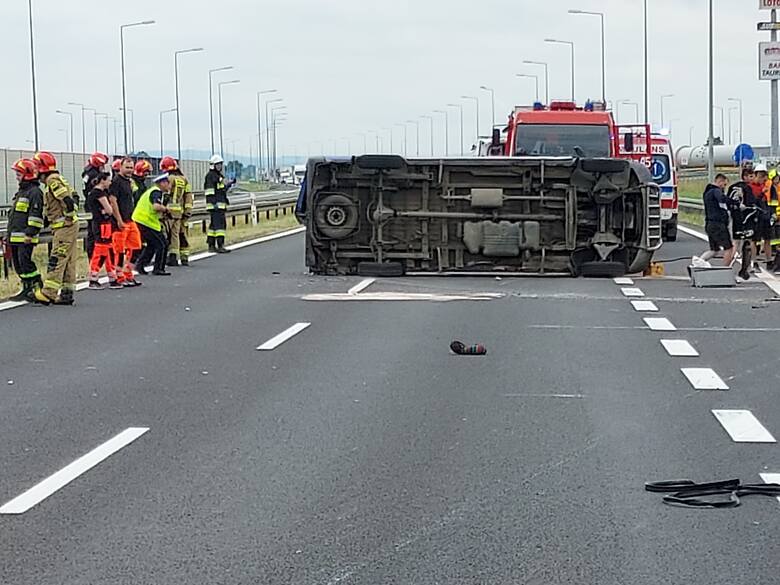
[347,278,376,296]
[643,317,677,331]
[0,427,149,515]
[621,287,645,297]
[681,368,729,390]
[631,300,659,312]
[759,473,780,503]
[302,292,504,302]
[660,339,699,357]
[678,224,708,242]
[712,410,776,443]
[256,322,311,351]
[613,277,634,285]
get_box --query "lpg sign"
[759,42,780,79]
[760,0,780,8]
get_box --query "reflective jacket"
[204,169,228,211]
[167,173,193,219]
[6,180,44,243]
[132,186,164,231]
[42,173,77,230]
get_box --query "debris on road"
[7,380,13,385]
[645,478,780,508]
[201,371,209,376]
[450,341,487,356]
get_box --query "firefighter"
[5,159,45,303]
[82,152,109,259]
[205,154,231,253]
[160,156,193,266]
[111,158,122,177]
[35,152,80,306]
[110,157,143,287]
[132,173,172,275]
[132,159,153,204]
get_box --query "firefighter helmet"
[209,154,224,166]
[112,159,122,172]
[11,159,39,181]
[88,152,109,169]
[34,151,58,173]
[134,160,153,177]
[160,156,178,172]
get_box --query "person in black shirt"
[87,173,120,290]
[81,152,109,259]
[701,173,735,266]
[726,165,758,279]
[109,157,142,287]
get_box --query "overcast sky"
[1,0,774,160]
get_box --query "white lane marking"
[0,427,149,515]
[225,226,306,251]
[613,277,634,285]
[631,300,659,312]
[678,224,708,242]
[504,393,585,399]
[0,227,306,313]
[712,410,776,443]
[302,292,504,302]
[348,278,376,296]
[621,287,645,297]
[643,317,677,331]
[759,473,780,503]
[256,322,311,351]
[660,339,699,357]
[681,368,729,390]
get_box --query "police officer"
[81,152,109,259]
[159,156,193,266]
[132,174,172,276]
[204,154,231,253]
[5,159,45,303]
[35,152,80,306]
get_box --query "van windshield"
[515,124,611,157]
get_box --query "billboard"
[760,0,780,9]
[759,41,780,79]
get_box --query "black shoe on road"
[208,246,218,253]
[152,270,172,276]
[216,247,231,254]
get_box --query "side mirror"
[623,132,634,153]
[492,128,501,147]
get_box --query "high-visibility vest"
[132,186,163,231]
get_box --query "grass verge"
[1,213,300,302]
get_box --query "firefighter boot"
[9,279,33,303]
[53,289,75,306]
[207,236,217,254]
[31,286,51,306]
[180,255,190,266]
[167,253,179,267]
[216,236,231,254]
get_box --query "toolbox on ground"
[688,265,736,288]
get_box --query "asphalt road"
[0,229,778,585]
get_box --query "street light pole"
[660,94,674,129]
[120,20,154,154]
[644,0,650,129]
[56,110,74,151]
[728,108,738,144]
[217,80,240,159]
[515,74,539,102]
[27,0,39,150]
[265,98,282,174]
[523,61,549,105]
[421,115,434,156]
[568,10,605,103]
[119,108,135,153]
[159,107,176,158]
[479,86,496,128]
[68,102,88,154]
[257,89,277,179]
[461,96,480,144]
[728,97,743,143]
[714,106,725,142]
[174,47,204,161]
[207,66,233,155]
[434,110,449,156]
[448,103,465,155]
[544,39,575,102]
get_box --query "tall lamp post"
[421,115,434,156]
[119,107,135,153]
[265,98,282,174]
[643,0,650,129]
[447,103,465,155]
[27,0,39,149]
[207,66,233,154]
[159,107,177,158]
[217,79,240,158]
[257,89,277,178]
[516,74,539,102]
[568,9,606,103]
[479,86,496,128]
[174,47,204,161]
[728,97,743,143]
[56,110,74,151]
[120,20,155,154]
[433,110,449,156]
[544,38,576,102]
[523,61,549,105]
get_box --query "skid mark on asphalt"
[712,410,776,443]
[256,322,311,351]
[0,427,149,515]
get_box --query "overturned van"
[300,155,662,277]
